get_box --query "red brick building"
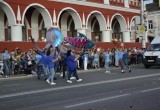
[0,0,143,51]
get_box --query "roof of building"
[146,2,160,12]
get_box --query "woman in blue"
[46,50,59,85]
[66,50,82,83]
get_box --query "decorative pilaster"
[82,12,86,28]
[17,5,21,24]
[53,9,57,27]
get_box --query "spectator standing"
[104,49,111,73]
[2,48,10,77]
[115,48,119,67]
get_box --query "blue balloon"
[46,27,64,47]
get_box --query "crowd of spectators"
[0,46,144,78]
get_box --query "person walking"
[66,50,82,83]
[122,48,131,73]
[46,49,59,85]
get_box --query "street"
[0,64,160,110]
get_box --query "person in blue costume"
[30,36,50,80]
[122,48,131,73]
[118,48,131,73]
[66,50,82,83]
[45,49,59,85]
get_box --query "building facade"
[0,0,141,43]
[146,1,160,43]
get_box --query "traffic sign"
[139,25,145,32]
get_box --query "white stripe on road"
[2,84,21,87]
[0,73,160,99]
[141,87,160,93]
[65,94,130,108]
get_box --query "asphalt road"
[0,64,160,110]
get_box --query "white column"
[11,25,22,41]
[123,31,130,42]
[124,0,129,8]
[77,29,86,36]
[102,30,111,42]
[104,0,110,5]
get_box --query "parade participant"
[35,51,42,79]
[46,49,59,85]
[122,48,131,73]
[30,36,49,80]
[118,48,131,73]
[104,49,111,73]
[118,48,124,73]
[66,50,82,83]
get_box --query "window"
[148,20,153,29]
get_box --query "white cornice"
[49,0,140,14]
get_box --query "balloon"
[46,27,64,47]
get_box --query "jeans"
[67,68,79,80]
[105,62,110,71]
[42,64,49,79]
[36,64,43,78]
[3,61,9,76]
[47,68,55,83]
[122,58,129,69]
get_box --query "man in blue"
[2,48,10,77]
[66,50,82,83]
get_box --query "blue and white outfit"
[46,55,56,85]
[83,52,88,70]
[115,51,119,67]
[39,52,49,79]
[2,52,10,77]
[104,52,110,73]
